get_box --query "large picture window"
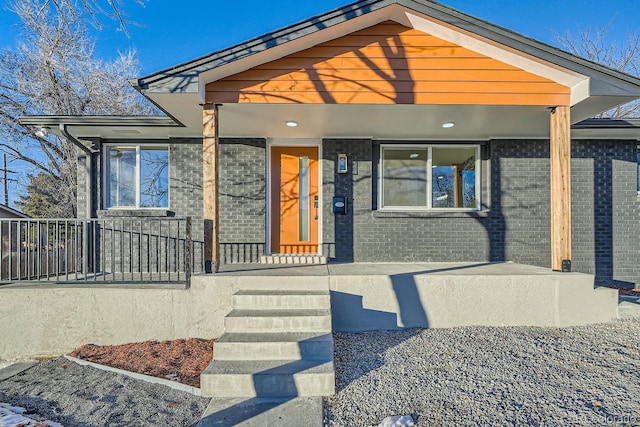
[381,144,480,210]
[105,145,169,208]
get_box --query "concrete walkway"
[197,397,323,427]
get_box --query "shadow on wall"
[574,141,637,288]
[331,274,432,332]
[482,144,505,263]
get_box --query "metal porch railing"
[0,217,203,285]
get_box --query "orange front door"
[270,146,319,254]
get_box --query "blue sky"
[1,0,639,76]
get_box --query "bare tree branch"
[554,25,640,118]
[0,0,157,217]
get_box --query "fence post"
[185,217,192,288]
[83,220,91,281]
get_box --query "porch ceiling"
[219,104,548,139]
[140,89,637,141]
[21,93,639,141]
[215,101,633,140]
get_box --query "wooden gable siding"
[206,22,570,105]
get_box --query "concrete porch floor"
[216,261,568,277]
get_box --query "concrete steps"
[197,397,323,427]
[201,360,335,398]
[225,309,332,333]
[214,332,333,361]
[260,255,327,265]
[233,290,330,310]
[200,286,335,398]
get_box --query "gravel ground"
[324,319,640,426]
[2,320,639,426]
[0,358,210,426]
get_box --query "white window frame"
[379,144,481,211]
[103,144,170,209]
[637,145,640,196]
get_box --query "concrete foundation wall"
[0,268,620,361]
[329,272,618,331]
[0,277,233,361]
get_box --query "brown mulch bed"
[606,286,640,297]
[69,338,214,388]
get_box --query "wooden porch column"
[203,103,220,273]
[550,106,571,271]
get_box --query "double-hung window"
[104,145,169,209]
[380,144,480,210]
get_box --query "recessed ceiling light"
[285,120,298,127]
[442,122,455,128]
[409,153,419,159]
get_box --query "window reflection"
[432,147,476,209]
[106,146,169,208]
[381,145,478,209]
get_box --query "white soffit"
[394,7,590,106]
[218,104,554,140]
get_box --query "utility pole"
[1,153,18,206]
[3,153,8,205]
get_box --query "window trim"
[637,145,640,196]
[103,144,170,210]
[379,143,481,211]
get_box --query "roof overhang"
[571,118,640,140]
[18,115,192,141]
[22,0,640,142]
[19,111,640,141]
[0,204,29,218]
[131,0,640,141]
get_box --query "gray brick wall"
[322,139,371,261]
[78,139,205,273]
[572,140,640,286]
[323,139,492,263]
[322,138,640,285]
[76,147,100,219]
[78,137,639,284]
[489,140,550,267]
[218,138,267,263]
[169,139,204,271]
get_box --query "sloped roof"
[0,204,29,218]
[134,0,640,100]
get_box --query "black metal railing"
[220,242,265,264]
[0,217,203,285]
